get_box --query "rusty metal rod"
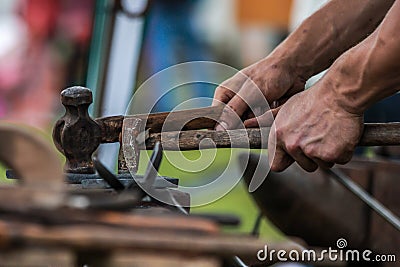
[328,168,400,232]
[144,123,400,150]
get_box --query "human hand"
[213,55,307,130]
[267,78,363,172]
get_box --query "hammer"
[53,86,400,173]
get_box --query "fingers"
[212,73,248,106]
[269,144,320,173]
[214,73,253,130]
[244,107,280,128]
[217,77,271,130]
[312,158,334,170]
[215,95,246,131]
[289,150,318,172]
[268,126,316,172]
[268,127,294,172]
[268,120,335,172]
[269,147,295,172]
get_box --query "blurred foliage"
[0,163,6,183]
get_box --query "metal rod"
[251,212,263,237]
[328,168,400,232]
[93,157,125,192]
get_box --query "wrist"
[322,62,367,116]
[323,45,399,115]
[269,45,310,83]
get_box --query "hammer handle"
[144,123,400,150]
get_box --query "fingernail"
[216,121,228,131]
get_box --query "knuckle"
[253,77,266,91]
[320,150,337,163]
[274,127,284,139]
[271,162,285,172]
[336,151,353,164]
[285,141,299,155]
[222,81,238,91]
[303,145,317,158]
[244,67,256,77]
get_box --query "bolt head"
[61,86,93,106]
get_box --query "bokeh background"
[6,0,383,243]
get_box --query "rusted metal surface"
[94,106,223,143]
[145,122,400,150]
[6,170,179,187]
[121,117,143,174]
[360,122,400,146]
[118,145,129,174]
[53,87,224,173]
[145,127,269,150]
[96,107,224,146]
[95,115,124,143]
[53,87,101,173]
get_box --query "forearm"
[324,0,400,114]
[271,0,394,80]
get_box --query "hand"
[213,55,306,130]
[268,78,363,172]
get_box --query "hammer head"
[61,87,92,106]
[53,86,101,174]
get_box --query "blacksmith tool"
[0,123,268,266]
[53,86,226,174]
[53,87,400,223]
[92,141,164,200]
[94,141,241,226]
[53,86,400,175]
[52,87,400,229]
[93,156,125,192]
[76,142,162,211]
